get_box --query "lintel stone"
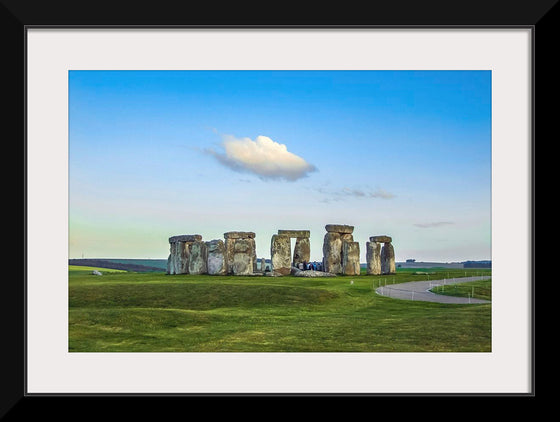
[370,235,392,243]
[224,231,256,239]
[325,224,354,234]
[169,234,202,243]
[277,230,310,238]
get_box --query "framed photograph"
[12,0,548,409]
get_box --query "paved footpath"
[375,276,491,304]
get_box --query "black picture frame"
[9,0,550,414]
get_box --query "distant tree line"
[69,259,164,272]
[463,260,492,268]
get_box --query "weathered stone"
[233,253,252,275]
[224,237,235,274]
[293,237,310,265]
[278,230,310,238]
[341,233,354,242]
[366,241,382,275]
[260,257,266,272]
[178,242,191,274]
[271,234,291,275]
[167,240,190,275]
[232,238,253,275]
[234,239,250,253]
[322,232,342,274]
[166,243,176,274]
[291,268,336,277]
[342,241,361,276]
[206,239,226,275]
[370,235,392,243]
[325,224,354,234]
[169,234,202,243]
[224,231,256,239]
[273,268,292,276]
[381,242,396,274]
[248,237,257,273]
[188,240,208,275]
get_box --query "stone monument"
[166,234,202,275]
[206,239,227,275]
[322,225,360,276]
[271,230,311,275]
[366,235,395,275]
[224,231,256,275]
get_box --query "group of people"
[294,261,323,272]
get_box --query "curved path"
[375,276,491,304]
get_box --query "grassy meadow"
[69,266,491,353]
[429,278,492,301]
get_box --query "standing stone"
[293,237,310,266]
[271,234,292,275]
[342,241,361,276]
[188,240,208,275]
[177,241,190,274]
[166,241,177,274]
[261,257,266,272]
[224,231,256,275]
[341,233,354,242]
[366,241,382,275]
[323,232,342,274]
[381,242,396,274]
[232,238,253,275]
[167,239,191,275]
[206,239,226,275]
[224,237,236,275]
[249,237,257,273]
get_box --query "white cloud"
[368,188,396,199]
[315,186,396,201]
[340,187,395,199]
[414,221,454,228]
[206,134,317,181]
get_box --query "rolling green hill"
[69,268,491,352]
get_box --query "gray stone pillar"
[293,237,310,266]
[224,231,256,275]
[249,237,257,273]
[322,224,354,275]
[166,234,201,275]
[322,232,342,274]
[206,239,226,275]
[271,234,291,275]
[189,240,208,275]
[366,241,381,275]
[342,241,360,275]
[177,242,190,274]
[224,237,235,275]
[232,238,254,275]
[166,241,177,274]
[380,241,395,274]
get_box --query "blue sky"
[68,70,491,262]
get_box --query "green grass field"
[69,265,127,273]
[429,279,492,301]
[68,267,491,353]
